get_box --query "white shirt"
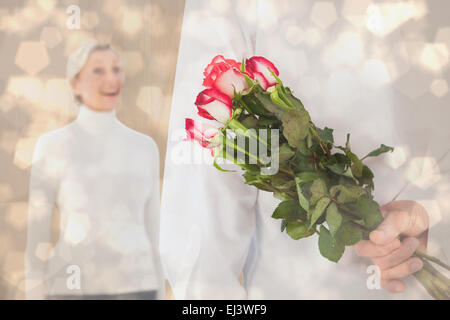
[160,0,450,299]
[25,105,164,299]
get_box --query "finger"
[382,257,423,280]
[372,237,420,270]
[354,239,401,258]
[380,201,429,237]
[379,203,391,218]
[369,210,411,245]
[381,200,417,213]
[381,279,406,293]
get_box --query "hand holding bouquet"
[185,55,450,299]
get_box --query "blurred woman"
[25,42,165,300]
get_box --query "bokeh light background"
[0,0,449,299]
[0,0,184,299]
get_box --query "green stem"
[310,126,331,157]
[420,263,449,299]
[235,97,253,115]
[414,250,450,272]
[421,259,450,289]
[331,199,363,220]
[413,268,446,300]
[348,220,371,233]
[221,136,260,164]
[259,181,296,199]
[279,167,296,178]
[227,118,269,148]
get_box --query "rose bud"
[185,118,219,155]
[203,55,250,98]
[195,88,233,123]
[245,56,279,90]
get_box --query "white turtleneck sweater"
[25,105,164,299]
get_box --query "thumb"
[369,209,411,245]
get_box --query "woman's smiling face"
[71,49,125,112]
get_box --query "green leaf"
[277,143,296,165]
[361,165,375,190]
[270,174,296,189]
[330,185,367,204]
[309,178,328,205]
[342,167,359,185]
[335,145,363,178]
[362,144,394,160]
[357,196,384,229]
[258,116,280,127]
[316,127,334,144]
[326,163,346,175]
[335,153,351,165]
[280,109,311,150]
[349,152,363,177]
[242,89,277,117]
[296,172,324,184]
[326,203,342,236]
[272,200,304,221]
[306,133,313,148]
[286,221,315,240]
[345,133,351,150]
[335,220,363,245]
[326,153,350,175]
[242,171,273,192]
[241,72,256,89]
[239,115,259,129]
[280,86,305,111]
[281,219,288,232]
[295,177,310,212]
[269,69,283,86]
[310,197,331,228]
[274,192,292,201]
[297,139,309,156]
[277,86,295,109]
[270,88,291,109]
[240,58,246,72]
[318,225,345,263]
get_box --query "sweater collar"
[76,105,119,133]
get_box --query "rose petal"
[246,56,279,87]
[185,118,219,149]
[196,88,232,122]
[252,71,270,90]
[202,56,245,92]
[196,88,232,107]
[197,107,216,120]
[197,99,231,123]
[214,68,249,98]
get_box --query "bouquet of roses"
[184,55,450,299]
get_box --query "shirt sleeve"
[159,0,259,299]
[25,135,60,300]
[144,139,166,299]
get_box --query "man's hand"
[354,200,429,293]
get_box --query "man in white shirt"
[160,0,449,299]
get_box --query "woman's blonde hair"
[66,41,120,104]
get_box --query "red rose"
[185,118,219,155]
[203,55,250,98]
[195,88,233,123]
[246,56,279,90]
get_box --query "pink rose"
[195,88,233,123]
[185,118,219,155]
[203,55,250,98]
[245,56,279,90]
